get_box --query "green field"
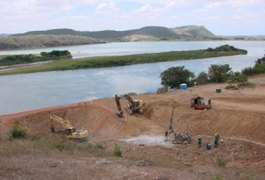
[0,45,247,76]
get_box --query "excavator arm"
[49,114,75,133]
[115,95,124,117]
[49,114,88,139]
[115,94,145,117]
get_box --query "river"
[0,41,264,115]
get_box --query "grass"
[216,155,228,168]
[0,46,247,76]
[0,54,9,59]
[114,144,122,157]
[0,132,110,158]
[212,173,224,180]
[241,82,256,88]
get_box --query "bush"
[9,126,27,139]
[242,55,265,76]
[196,72,209,85]
[114,144,122,157]
[227,72,248,85]
[160,66,194,88]
[208,64,232,82]
[156,86,168,94]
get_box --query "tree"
[228,72,248,85]
[208,64,231,82]
[196,72,209,85]
[160,66,194,88]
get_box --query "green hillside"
[0,25,218,50]
[0,34,105,50]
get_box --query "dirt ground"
[0,75,265,180]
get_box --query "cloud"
[0,0,264,34]
[96,2,119,14]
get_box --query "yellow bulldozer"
[49,114,88,139]
[115,94,145,117]
[225,81,239,90]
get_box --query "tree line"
[159,54,265,91]
[0,50,72,66]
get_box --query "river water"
[0,41,264,115]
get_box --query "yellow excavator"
[49,114,88,139]
[115,94,145,117]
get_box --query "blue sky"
[0,0,265,35]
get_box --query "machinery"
[164,105,192,144]
[225,82,239,90]
[49,114,88,139]
[115,94,145,117]
[191,96,211,110]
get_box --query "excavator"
[115,94,145,117]
[49,114,88,140]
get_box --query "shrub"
[242,55,265,76]
[114,144,122,157]
[227,72,248,85]
[196,72,209,85]
[9,126,27,139]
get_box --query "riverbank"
[0,45,247,75]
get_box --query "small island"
[0,45,247,76]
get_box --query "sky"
[0,0,265,35]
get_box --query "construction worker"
[214,133,220,147]
[206,141,212,150]
[198,135,202,148]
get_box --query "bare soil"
[0,75,265,180]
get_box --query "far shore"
[0,45,247,76]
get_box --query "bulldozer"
[49,114,88,140]
[115,94,145,117]
[191,96,211,110]
[164,105,192,144]
[225,81,239,90]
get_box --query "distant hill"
[0,25,217,50]
[173,25,215,38]
[18,25,216,41]
[0,35,105,50]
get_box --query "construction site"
[0,75,265,180]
